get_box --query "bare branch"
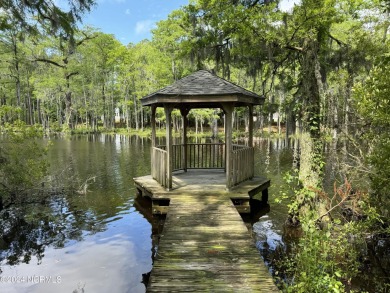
[66,72,79,79]
[34,58,65,68]
[285,45,303,52]
[328,33,347,46]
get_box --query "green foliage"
[281,167,383,292]
[0,121,48,201]
[354,55,390,126]
[0,0,95,36]
[353,53,390,217]
[284,188,377,292]
[285,220,358,293]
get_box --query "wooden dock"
[134,169,270,215]
[134,170,278,292]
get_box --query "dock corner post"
[180,108,189,172]
[261,188,269,203]
[222,103,234,190]
[164,104,173,190]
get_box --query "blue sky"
[81,0,299,45]
[82,0,189,44]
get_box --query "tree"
[0,0,95,36]
[0,121,48,210]
[353,52,390,217]
[32,30,96,130]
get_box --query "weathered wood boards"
[134,170,270,215]
[147,192,278,292]
[133,170,277,292]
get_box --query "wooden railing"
[153,143,253,188]
[230,146,254,187]
[159,143,225,170]
[152,146,167,187]
[187,143,225,169]
[157,145,182,171]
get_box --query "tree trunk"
[293,38,328,223]
[140,104,144,131]
[64,91,72,129]
[332,92,338,141]
[211,109,218,138]
[134,95,139,131]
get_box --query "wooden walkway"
[134,169,270,215]
[134,170,278,292]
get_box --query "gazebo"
[141,70,264,190]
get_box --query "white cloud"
[135,20,155,35]
[279,0,301,12]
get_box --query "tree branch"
[34,58,65,68]
[285,45,303,52]
[66,72,79,79]
[76,32,98,47]
[328,33,346,46]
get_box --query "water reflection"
[3,135,382,292]
[0,135,153,293]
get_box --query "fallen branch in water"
[76,176,96,195]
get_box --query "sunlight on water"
[0,135,298,293]
[0,135,154,293]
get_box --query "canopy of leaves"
[0,0,95,36]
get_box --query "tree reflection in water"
[0,194,106,268]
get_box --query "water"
[0,135,154,293]
[1,135,385,292]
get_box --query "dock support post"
[261,188,269,203]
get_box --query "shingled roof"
[141,70,264,108]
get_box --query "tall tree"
[0,0,95,36]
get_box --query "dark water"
[0,135,155,293]
[0,134,295,292]
[2,135,385,292]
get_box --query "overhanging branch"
[34,58,65,68]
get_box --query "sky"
[81,0,300,45]
[82,0,188,44]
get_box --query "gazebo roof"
[141,70,264,108]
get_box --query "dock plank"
[147,192,278,292]
[134,170,277,292]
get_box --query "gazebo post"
[151,105,157,148]
[151,105,157,176]
[248,104,254,180]
[140,70,265,190]
[222,103,234,190]
[164,104,173,190]
[248,105,253,148]
[180,108,190,172]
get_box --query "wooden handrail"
[152,143,253,188]
[187,143,225,169]
[157,143,225,170]
[152,146,168,187]
[230,146,254,187]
